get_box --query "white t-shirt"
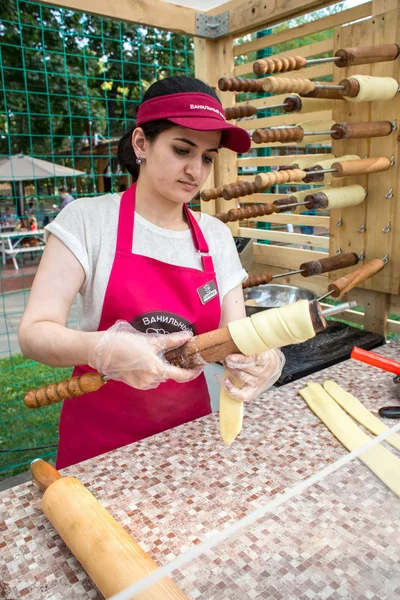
[45,193,247,331]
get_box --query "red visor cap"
[136,92,251,154]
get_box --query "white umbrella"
[0,154,85,181]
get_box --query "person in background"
[58,187,75,210]
[1,206,16,226]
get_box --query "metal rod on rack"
[320,301,357,316]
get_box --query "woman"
[18,76,284,469]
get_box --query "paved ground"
[0,289,79,357]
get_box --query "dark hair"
[59,186,68,193]
[117,76,221,181]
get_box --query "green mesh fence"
[0,0,194,479]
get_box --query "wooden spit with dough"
[252,43,400,75]
[25,300,331,446]
[251,120,393,145]
[213,184,367,222]
[24,259,380,447]
[24,299,326,410]
[242,252,360,289]
[202,157,389,203]
[30,459,189,599]
[225,97,338,121]
[219,74,399,103]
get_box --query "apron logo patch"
[130,311,196,335]
[197,280,218,305]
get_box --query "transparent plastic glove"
[220,348,286,403]
[88,320,203,391]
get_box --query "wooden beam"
[237,153,330,167]
[363,290,390,336]
[238,227,329,249]
[218,0,337,37]
[256,213,329,227]
[238,108,332,131]
[232,3,371,54]
[253,242,327,269]
[36,0,199,36]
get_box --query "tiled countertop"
[1,339,400,599]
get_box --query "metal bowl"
[244,284,316,316]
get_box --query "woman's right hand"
[88,320,202,390]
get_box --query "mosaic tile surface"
[1,340,400,599]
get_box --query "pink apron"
[56,183,221,469]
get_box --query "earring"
[136,156,145,165]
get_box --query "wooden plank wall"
[206,0,400,336]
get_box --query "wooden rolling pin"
[31,459,188,599]
[253,44,400,75]
[24,301,327,408]
[252,120,392,144]
[326,258,385,298]
[242,252,360,289]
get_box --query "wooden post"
[194,36,239,234]
[363,290,390,336]
[328,0,400,335]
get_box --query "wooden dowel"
[330,121,393,140]
[327,259,385,298]
[242,273,274,289]
[334,44,400,67]
[339,77,361,97]
[332,156,391,177]
[300,87,344,100]
[300,252,359,277]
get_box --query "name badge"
[197,280,218,305]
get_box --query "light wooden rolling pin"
[31,459,187,599]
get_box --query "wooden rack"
[40,0,400,337]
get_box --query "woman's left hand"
[221,348,285,403]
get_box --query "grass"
[0,353,72,480]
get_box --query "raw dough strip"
[221,300,316,445]
[219,387,244,446]
[323,380,400,452]
[299,382,400,497]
